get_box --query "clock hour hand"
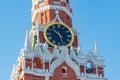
[52,29,63,38]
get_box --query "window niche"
[86,61,94,73]
[62,67,67,77]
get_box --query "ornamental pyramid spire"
[24,28,31,52]
[94,38,99,58]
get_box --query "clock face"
[44,22,74,47]
[86,61,93,73]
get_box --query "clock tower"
[32,0,72,27]
[11,0,107,80]
[31,0,78,48]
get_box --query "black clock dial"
[44,22,74,47]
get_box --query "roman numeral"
[58,42,61,46]
[46,33,51,35]
[58,25,61,28]
[67,39,70,42]
[48,28,52,31]
[63,42,67,45]
[66,30,69,33]
[67,35,71,38]
[48,36,52,40]
[52,25,56,28]
[52,40,56,44]
[62,27,65,29]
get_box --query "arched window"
[62,68,66,73]
[62,67,67,76]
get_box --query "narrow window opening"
[62,67,68,77]
[62,68,66,73]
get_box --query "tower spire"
[94,37,99,58]
[24,28,31,51]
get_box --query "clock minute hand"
[56,31,64,45]
[57,31,63,38]
[59,36,64,44]
[52,29,64,45]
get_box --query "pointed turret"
[36,21,40,45]
[94,38,99,58]
[77,44,83,57]
[24,29,31,52]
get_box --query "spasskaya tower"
[11,0,107,80]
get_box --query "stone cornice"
[32,5,72,22]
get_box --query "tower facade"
[11,0,107,80]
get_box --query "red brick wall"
[22,74,45,80]
[98,66,104,77]
[25,58,32,69]
[80,65,84,73]
[59,11,72,28]
[45,62,49,70]
[50,62,80,80]
[33,6,72,28]
[23,74,33,80]
[33,57,43,69]
[72,35,78,47]
[39,31,45,43]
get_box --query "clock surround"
[44,22,74,47]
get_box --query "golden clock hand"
[53,29,63,38]
[53,29,59,35]
[57,31,63,38]
[60,37,64,45]
[52,29,64,45]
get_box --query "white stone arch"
[32,46,44,68]
[33,44,44,59]
[86,51,96,63]
[50,46,81,77]
[33,54,43,69]
[85,53,96,74]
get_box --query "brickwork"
[73,35,78,47]
[11,0,106,80]
[33,57,43,69]
[39,31,45,43]
[50,62,80,80]
[98,66,104,77]
[22,74,45,80]
[25,58,32,69]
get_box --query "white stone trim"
[80,76,107,80]
[32,5,72,22]
[71,52,104,67]
[50,46,80,77]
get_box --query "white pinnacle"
[24,28,31,52]
[94,38,99,58]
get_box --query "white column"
[24,58,26,70]
[84,64,86,75]
[43,61,45,70]
[96,66,98,77]
[45,75,49,80]
[49,61,50,71]
[32,58,33,70]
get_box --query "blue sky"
[0,0,120,80]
